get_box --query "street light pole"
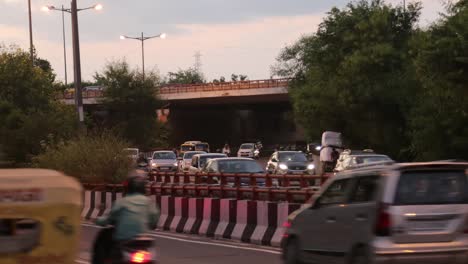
[120,32,166,79]
[70,0,84,125]
[141,32,145,79]
[27,0,34,64]
[61,5,68,85]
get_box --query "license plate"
[408,221,447,231]
[292,171,303,174]
[159,167,170,170]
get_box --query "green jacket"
[96,193,160,241]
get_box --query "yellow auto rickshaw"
[0,169,82,264]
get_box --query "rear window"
[394,170,468,205]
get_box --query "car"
[202,157,265,185]
[148,151,178,172]
[178,151,206,172]
[82,85,105,92]
[123,148,139,163]
[334,149,393,172]
[188,153,227,174]
[266,151,315,175]
[282,161,468,264]
[237,143,260,158]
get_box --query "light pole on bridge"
[120,32,166,79]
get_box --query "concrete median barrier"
[81,190,305,247]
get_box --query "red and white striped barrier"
[82,191,304,247]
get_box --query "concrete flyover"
[58,78,291,105]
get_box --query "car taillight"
[375,203,391,236]
[282,221,292,238]
[131,250,151,263]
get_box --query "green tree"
[167,67,205,84]
[410,0,468,160]
[95,60,166,148]
[0,46,77,164]
[274,0,421,160]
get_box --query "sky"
[0,0,448,83]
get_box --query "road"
[78,224,282,264]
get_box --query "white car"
[237,143,257,158]
[149,151,178,172]
[282,161,468,264]
[179,151,206,172]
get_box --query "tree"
[409,0,468,160]
[274,0,421,160]
[231,74,248,82]
[167,67,205,84]
[95,60,166,148]
[0,46,77,163]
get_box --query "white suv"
[282,162,468,264]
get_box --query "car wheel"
[284,239,302,264]
[349,246,370,264]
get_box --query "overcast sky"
[1,0,447,82]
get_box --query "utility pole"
[194,51,202,73]
[27,0,34,64]
[62,5,68,85]
[70,0,84,125]
[141,32,145,79]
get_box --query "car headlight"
[307,164,315,170]
[173,162,178,166]
[151,163,157,167]
[279,164,288,170]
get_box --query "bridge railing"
[146,171,330,202]
[82,172,331,202]
[57,78,291,99]
[160,78,291,94]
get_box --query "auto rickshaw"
[0,169,82,264]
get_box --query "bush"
[34,132,132,183]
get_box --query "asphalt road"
[78,224,282,264]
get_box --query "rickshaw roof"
[0,169,82,205]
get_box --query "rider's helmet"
[127,176,146,195]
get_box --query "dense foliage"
[275,0,467,160]
[0,46,77,164]
[34,132,131,183]
[95,60,167,149]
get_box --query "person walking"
[222,143,231,157]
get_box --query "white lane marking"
[75,260,89,264]
[81,223,281,255]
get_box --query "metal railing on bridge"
[57,78,291,100]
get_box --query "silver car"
[179,151,206,172]
[282,161,468,264]
[149,151,178,172]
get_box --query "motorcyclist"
[93,176,160,263]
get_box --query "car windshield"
[181,145,194,151]
[240,144,254,150]
[153,152,176,160]
[199,155,226,167]
[195,143,208,149]
[355,155,391,164]
[124,149,138,156]
[217,160,264,173]
[278,152,307,162]
[184,152,204,159]
[394,170,468,205]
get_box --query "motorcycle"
[92,227,157,264]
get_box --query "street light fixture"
[120,32,166,79]
[41,2,102,127]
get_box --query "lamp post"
[27,0,34,64]
[120,32,166,79]
[42,3,102,125]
